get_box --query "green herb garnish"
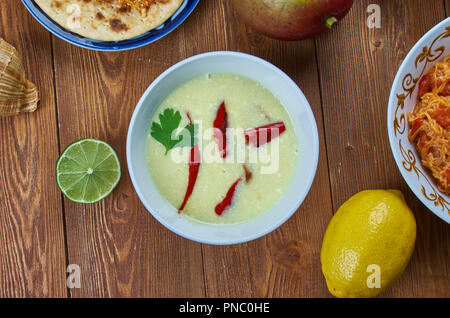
[183,122,197,148]
[150,108,196,154]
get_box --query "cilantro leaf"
[150,108,184,154]
[150,109,198,154]
[175,123,197,148]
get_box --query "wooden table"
[0,0,449,298]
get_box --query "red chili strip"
[418,74,432,98]
[186,111,193,125]
[243,164,252,183]
[440,82,450,96]
[215,177,242,216]
[178,144,200,213]
[244,121,286,147]
[213,101,228,158]
[178,112,200,213]
[417,134,429,149]
[438,167,450,191]
[410,118,424,135]
[432,106,450,129]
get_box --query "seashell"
[0,38,39,116]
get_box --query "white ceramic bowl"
[127,51,320,244]
[388,18,450,224]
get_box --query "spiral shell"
[0,38,39,116]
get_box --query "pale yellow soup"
[146,74,299,224]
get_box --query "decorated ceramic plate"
[21,0,199,51]
[388,17,450,224]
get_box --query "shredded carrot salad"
[408,55,450,194]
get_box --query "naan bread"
[35,0,184,41]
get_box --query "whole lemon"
[321,190,416,298]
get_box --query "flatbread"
[34,0,184,41]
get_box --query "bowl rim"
[126,51,320,244]
[21,0,199,51]
[387,17,450,224]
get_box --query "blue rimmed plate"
[22,0,199,51]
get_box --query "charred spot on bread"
[51,1,62,8]
[118,5,132,13]
[96,12,105,20]
[109,18,129,32]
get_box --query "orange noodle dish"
[408,55,450,194]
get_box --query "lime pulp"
[56,139,121,203]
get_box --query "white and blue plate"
[22,0,199,51]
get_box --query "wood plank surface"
[0,0,67,297]
[51,11,204,298]
[0,0,448,298]
[315,0,450,297]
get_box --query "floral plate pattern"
[388,17,450,223]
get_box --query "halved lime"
[56,139,121,203]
